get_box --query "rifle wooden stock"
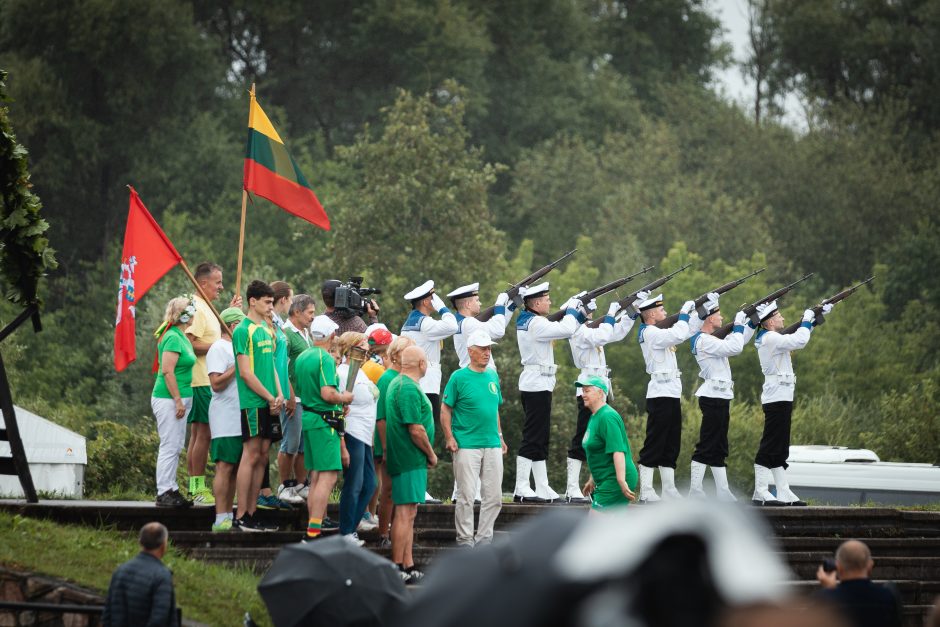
[653,268,765,330]
[476,248,577,322]
[779,276,874,335]
[547,266,656,324]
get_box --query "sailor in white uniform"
[514,282,586,503]
[447,283,511,370]
[635,293,695,503]
[563,295,643,503]
[752,300,831,506]
[687,293,755,501]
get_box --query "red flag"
[114,187,183,371]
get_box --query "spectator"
[152,297,197,508]
[102,522,178,627]
[233,280,284,532]
[362,325,394,534]
[321,279,379,334]
[278,293,317,505]
[184,262,241,506]
[372,336,415,547]
[441,329,506,547]
[206,307,246,531]
[336,331,379,546]
[386,345,437,583]
[815,539,903,627]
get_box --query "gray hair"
[139,522,168,550]
[290,294,317,316]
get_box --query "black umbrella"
[389,508,592,627]
[258,536,408,627]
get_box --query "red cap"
[368,328,394,346]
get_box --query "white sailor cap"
[447,282,479,302]
[467,329,497,348]
[310,315,339,340]
[638,293,664,312]
[756,300,778,321]
[404,280,435,302]
[520,281,550,300]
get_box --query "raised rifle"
[654,267,766,329]
[546,265,656,322]
[711,272,814,339]
[779,276,875,335]
[476,248,577,322]
[584,264,691,328]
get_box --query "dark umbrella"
[258,536,408,627]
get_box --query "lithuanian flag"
[243,89,330,230]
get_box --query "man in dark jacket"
[815,539,902,627]
[103,522,178,627]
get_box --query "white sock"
[215,513,228,525]
[225,512,234,521]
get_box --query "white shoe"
[688,461,707,499]
[751,464,784,506]
[659,467,683,500]
[771,467,807,506]
[711,466,737,502]
[532,460,560,501]
[297,483,309,500]
[358,513,378,532]
[513,456,540,500]
[277,483,304,505]
[565,458,591,503]
[637,465,661,503]
[342,532,365,547]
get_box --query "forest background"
[1,0,938,498]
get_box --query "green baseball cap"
[575,374,608,395]
[220,307,246,325]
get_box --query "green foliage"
[83,421,159,496]
[0,69,57,305]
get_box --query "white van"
[778,445,940,506]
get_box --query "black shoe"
[565,495,591,505]
[512,494,548,504]
[321,517,339,532]
[156,489,192,508]
[423,497,443,505]
[750,498,786,507]
[236,514,265,532]
[405,567,425,584]
[781,499,807,507]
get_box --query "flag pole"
[179,259,231,337]
[234,82,256,298]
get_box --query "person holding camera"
[322,279,380,334]
[815,540,902,627]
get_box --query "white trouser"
[454,448,503,546]
[152,396,192,495]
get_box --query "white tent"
[0,405,86,498]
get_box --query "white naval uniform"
[637,314,692,399]
[690,323,756,400]
[453,308,509,370]
[755,321,813,403]
[400,308,458,395]
[569,312,635,395]
[516,308,584,392]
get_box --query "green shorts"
[211,436,242,465]
[391,468,427,505]
[188,386,211,424]
[303,426,341,472]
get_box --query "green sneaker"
[212,518,233,532]
[257,494,279,510]
[193,488,215,506]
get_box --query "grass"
[0,511,270,626]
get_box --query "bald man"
[815,540,902,627]
[385,345,437,584]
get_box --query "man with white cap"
[295,314,354,539]
[687,294,755,501]
[563,295,643,504]
[441,329,506,546]
[635,293,696,503]
[447,283,512,369]
[752,300,830,506]
[401,280,458,503]
[514,282,587,503]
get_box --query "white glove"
[431,293,447,311]
[608,302,621,317]
[586,299,597,312]
[680,300,695,315]
[574,290,587,299]
[632,290,651,310]
[734,311,747,327]
[802,309,815,323]
[704,292,720,311]
[495,292,509,307]
[563,297,582,311]
[822,303,833,315]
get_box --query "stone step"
[782,553,940,581]
[776,536,940,557]
[169,527,510,549]
[787,579,940,606]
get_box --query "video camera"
[334,276,382,319]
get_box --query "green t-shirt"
[152,326,196,399]
[385,375,434,475]
[284,326,310,396]
[583,404,637,509]
[442,367,502,449]
[232,317,278,410]
[273,323,289,399]
[294,346,341,430]
[373,369,400,456]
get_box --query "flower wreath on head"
[177,294,197,324]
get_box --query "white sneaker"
[358,513,378,532]
[277,483,304,505]
[342,532,365,547]
[297,483,309,500]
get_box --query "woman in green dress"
[578,375,638,512]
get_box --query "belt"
[765,374,796,386]
[302,406,343,418]
[524,364,557,376]
[650,370,681,382]
[704,378,734,390]
[580,366,610,377]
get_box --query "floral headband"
[177,295,197,324]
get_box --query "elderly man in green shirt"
[442,329,507,547]
[386,345,437,584]
[579,375,638,512]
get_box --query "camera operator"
[815,539,902,627]
[322,279,380,334]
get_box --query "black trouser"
[519,391,553,461]
[426,393,442,449]
[567,396,592,461]
[638,397,682,469]
[755,401,793,469]
[692,396,731,467]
